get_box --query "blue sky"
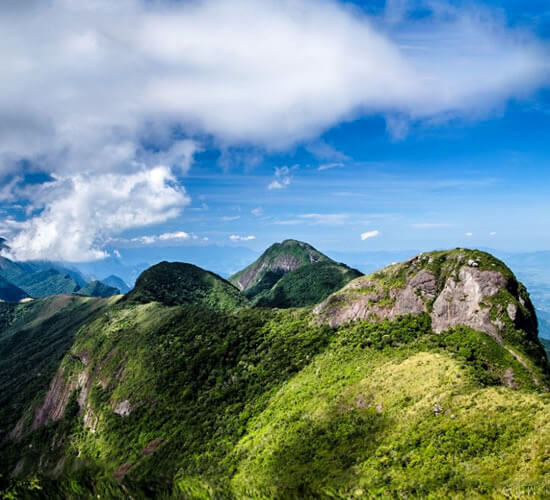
[0,0,549,262]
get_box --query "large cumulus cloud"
[0,0,547,260]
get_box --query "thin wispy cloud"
[251,207,264,217]
[268,166,294,190]
[229,234,256,241]
[300,213,351,225]
[361,230,381,240]
[318,162,345,171]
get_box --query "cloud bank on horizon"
[0,0,548,261]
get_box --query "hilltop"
[0,246,549,498]
[126,261,249,311]
[229,239,330,290]
[230,239,362,307]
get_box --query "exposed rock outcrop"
[315,249,537,346]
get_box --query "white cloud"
[251,207,264,217]
[8,167,190,262]
[1,0,543,172]
[361,230,381,240]
[0,0,548,259]
[268,166,294,190]
[465,232,473,237]
[273,219,303,226]
[158,231,190,241]
[230,235,256,241]
[221,216,241,221]
[489,231,497,236]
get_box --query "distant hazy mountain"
[71,245,259,284]
[0,276,29,302]
[101,275,131,294]
[78,280,120,298]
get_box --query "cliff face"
[315,249,541,352]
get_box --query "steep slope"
[229,239,330,291]
[0,275,29,302]
[125,261,249,311]
[79,280,120,298]
[101,275,131,294]
[0,295,118,445]
[251,261,363,308]
[1,251,549,498]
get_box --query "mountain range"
[0,240,549,498]
[0,244,129,301]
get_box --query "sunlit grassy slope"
[1,250,549,499]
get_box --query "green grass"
[1,304,549,498]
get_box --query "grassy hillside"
[125,261,249,311]
[249,261,362,308]
[0,249,549,498]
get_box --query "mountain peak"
[126,261,248,311]
[315,248,546,373]
[230,239,331,291]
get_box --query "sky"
[0,0,549,263]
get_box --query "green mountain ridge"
[250,261,363,308]
[0,257,84,298]
[231,239,362,308]
[125,261,249,311]
[1,246,549,498]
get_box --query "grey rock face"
[431,267,507,340]
[314,252,529,345]
[314,270,437,327]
